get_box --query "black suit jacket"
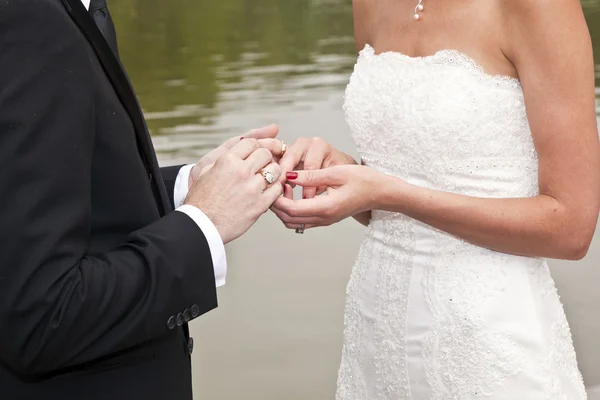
[0,1,218,398]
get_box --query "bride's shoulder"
[497,0,591,86]
[499,0,582,19]
[498,0,586,54]
[352,0,378,53]
[492,0,589,74]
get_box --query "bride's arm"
[272,0,600,259]
[375,0,600,261]
[374,177,597,260]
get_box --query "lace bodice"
[345,44,537,199]
[335,44,586,400]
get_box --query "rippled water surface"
[112,0,355,164]
[112,1,600,164]
[112,0,600,163]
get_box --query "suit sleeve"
[161,165,185,209]
[0,1,217,376]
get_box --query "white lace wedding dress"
[336,44,587,400]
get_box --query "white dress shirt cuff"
[173,164,194,209]
[175,206,227,287]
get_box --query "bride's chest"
[343,48,533,162]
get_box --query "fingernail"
[303,196,308,199]
[240,137,244,140]
[286,172,298,180]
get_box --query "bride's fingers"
[286,224,314,231]
[286,168,344,189]
[272,195,332,220]
[278,139,309,183]
[315,185,329,196]
[301,142,329,199]
[270,206,321,227]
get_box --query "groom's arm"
[0,1,217,377]
[162,164,227,287]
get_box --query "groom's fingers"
[261,182,284,210]
[220,124,280,151]
[246,147,276,173]
[229,138,261,159]
[243,124,279,140]
[257,138,286,158]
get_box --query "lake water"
[111,1,600,398]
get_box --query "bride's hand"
[271,165,385,230]
[278,137,357,199]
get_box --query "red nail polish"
[240,137,244,140]
[286,172,298,180]
[303,196,308,199]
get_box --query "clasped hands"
[184,125,384,243]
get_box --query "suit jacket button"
[190,304,200,318]
[176,313,184,326]
[167,316,176,330]
[183,308,191,322]
[187,337,194,355]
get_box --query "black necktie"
[89,0,120,58]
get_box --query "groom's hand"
[185,138,283,244]
[188,124,285,188]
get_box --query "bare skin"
[271,0,600,260]
[186,126,286,244]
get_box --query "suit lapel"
[61,0,172,215]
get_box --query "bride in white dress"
[272,0,600,398]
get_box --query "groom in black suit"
[0,0,284,399]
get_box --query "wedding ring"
[295,224,305,235]
[260,170,276,185]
